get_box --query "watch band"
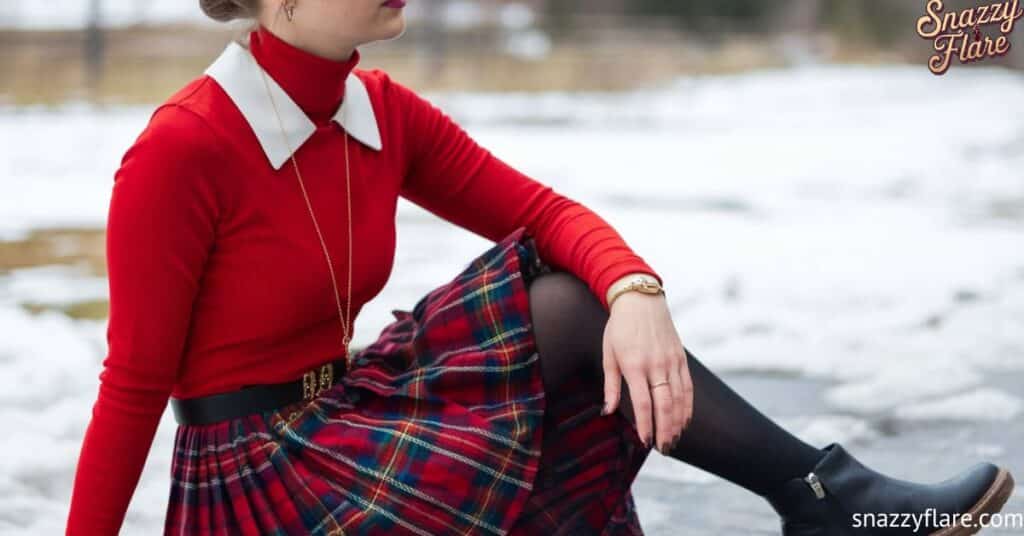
[607,273,664,308]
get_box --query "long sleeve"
[66,105,220,535]
[388,76,662,311]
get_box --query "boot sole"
[931,467,1015,536]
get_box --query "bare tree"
[84,0,106,98]
[420,0,449,84]
[788,0,821,33]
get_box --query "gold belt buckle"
[302,362,334,401]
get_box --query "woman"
[66,1,1014,534]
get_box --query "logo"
[916,0,1023,74]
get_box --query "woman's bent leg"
[527,270,1015,535]
[526,270,825,497]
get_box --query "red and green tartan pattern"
[165,226,652,535]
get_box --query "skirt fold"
[165,227,651,535]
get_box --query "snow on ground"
[2,63,1023,533]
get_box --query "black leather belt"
[170,358,348,426]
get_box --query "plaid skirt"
[165,226,652,535]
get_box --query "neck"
[258,23,358,62]
[248,23,362,125]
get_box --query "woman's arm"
[66,105,220,535]
[384,74,662,311]
[381,74,690,453]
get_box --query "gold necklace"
[257,63,354,369]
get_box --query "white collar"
[204,41,382,170]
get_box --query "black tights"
[526,270,825,497]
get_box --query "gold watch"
[607,273,665,308]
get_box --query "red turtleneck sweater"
[66,25,661,534]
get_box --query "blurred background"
[1,1,1022,534]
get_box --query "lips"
[382,0,406,7]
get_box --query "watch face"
[634,278,661,293]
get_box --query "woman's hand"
[601,291,693,454]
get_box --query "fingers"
[649,367,675,453]
[666,351,687,451]
[680,346,695,432]
[669,346,694,451]
[601,330,621,417]
[601,323,693,453]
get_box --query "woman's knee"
[527,270,608,378]
[527,271,604,323]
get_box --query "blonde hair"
[199,0,260,22]
[199,0,266,47]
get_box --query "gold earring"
[283,1,296,22]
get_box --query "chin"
[379,16,406,41]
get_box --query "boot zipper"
[804,472,826,499]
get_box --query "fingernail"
[600,403,610,416]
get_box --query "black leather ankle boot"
[764,443,1015,535]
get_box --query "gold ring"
[650,380,669,389]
